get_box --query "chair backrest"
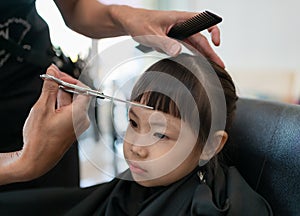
[226,98,300,216]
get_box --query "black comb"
[136,10,222,53]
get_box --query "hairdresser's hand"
[113,6,225,68]
[55,1,224,68]
[0,65,91,185]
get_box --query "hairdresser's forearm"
[54,0,131,38]
[0,152,30,185]
[0,144,60,186]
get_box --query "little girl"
[0,53,272,215]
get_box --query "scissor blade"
[80,88,153,109]
[99,93,153,109]
[40,74,153,109]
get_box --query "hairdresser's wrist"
[109,4,139,36]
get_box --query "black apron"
[0,0,79,191]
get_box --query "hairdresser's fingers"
[136,35,182,57]
[152,47,165,54]
[38,65,60,111]
[208,26,221,46]
[50,63,60,72]
[71,82,91,135]
[58,72,90,109]
[57,89,72,108]
[48,66,80,108]
[44,65,71,108]
[157,37,182,57]
[72,99,91,135]
[147,41,177,56]
[49,64,79,83]
[72,82,91,114]
[184,34,225,68]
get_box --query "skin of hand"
[54,0,225,68]
[0,65,91,185]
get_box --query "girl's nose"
[130,144,148,158]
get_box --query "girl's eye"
[129,119,138,128]
[154,132,168,140]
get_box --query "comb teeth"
[167,11,222,40]
[135,10,222,53]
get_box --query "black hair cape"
[0,163,272,215]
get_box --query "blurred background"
[36,0,300,187]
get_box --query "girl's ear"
[198,130,228,166]
[213,130,228,155]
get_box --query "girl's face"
[123,106,201,187]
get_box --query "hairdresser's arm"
[54,0,224,68]
[0,66,90,185]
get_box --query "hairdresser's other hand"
[112,6,225,68]
[0,65,91,185]
[54,1,224,68]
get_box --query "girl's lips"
[129,162,147,174]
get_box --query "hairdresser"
[0,0,224,190]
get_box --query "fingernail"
[46,65,58,76]
[50,63,59,71]
[168,44,181,56]
[46,68,55,75]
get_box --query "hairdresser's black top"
[0,0,79,191]
[0,0,51,150]
[0,163,273,215]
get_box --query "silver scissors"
[40,74,153,109]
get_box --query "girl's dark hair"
[130,53,238,154]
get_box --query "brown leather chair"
[225,98,300,215]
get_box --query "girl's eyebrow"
[129,108,166,128]
[129,108,181,132]
[129,109,139,119]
